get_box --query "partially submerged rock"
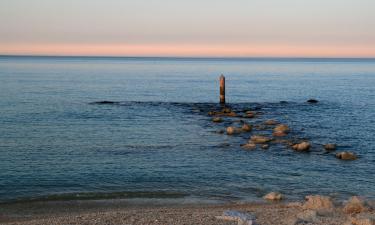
[307,99,319,103]
[216,210,257,225]
[303,195,334,211]
[242,123,253,132]
[261,144,270,150]
[324,143,337,151]
[264,119,278,126]
[241,142,256,150]
[336,151,357,160]
[344,196,371,214]
[263,192,283,201]
[273,131,288,137]
[91,100,119,105]
[250,135,272,144]
[212,117,223,123]
[227,126,242,135]
[243,111,255,118]
[274,124,290,134]
[292,141,311,152]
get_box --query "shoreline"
[1,196,374,225]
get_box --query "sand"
[2,198,372,225]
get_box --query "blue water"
[0,56,374,203]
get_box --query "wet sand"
[1,198,372,225]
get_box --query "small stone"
[344,196,370,214]
[274,124,290,134]
[351,214,375,225]
[261,144,269,150]
[243,111,255,118]
[250,135,271,144]
[241,142,256,150]
[273,131,288,137]
[242,123,253,132]
[212,117,223,123]
[336,151,357,160]
[254,124,267,130]
[292,141,311,152]
[303,195,334,211]
[216,210,257,225]
[227,126,242,135]
[263,192,283,201]
[216,130,225,134]
[222,108,232,113]
[264,119,278,126]
[307,99,319,103]
[296,210,318,223]
[324,143,337,151]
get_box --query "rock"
[351,214,375,225]
[273,131,288,137]
[292,141,311,152]
[227,127,242,135]
[242,123,253,132]
[250,135,271,144]
[303,195,334,211]
[241,142,256,150]
[264,119,278,126]
[261,144,269,150]
[274,124,290,133]
[216,130,225,134]
[216,210,257,225]
[243,111,255,118]
[324,143,337,151]
[226,111,238,117]
[263,192,283,201]
[344,196,371,214]
[336,152,357,160]
[307,99,319,103]
[296,210,318,223]
[212,117,223,123]
[254,124,267,130]
[222,108,232,113]
[90,101,119,105]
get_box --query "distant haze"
[1,0,374,57]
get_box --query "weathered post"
[220,74,225,104]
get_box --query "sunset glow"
[1,0,375,57]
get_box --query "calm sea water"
[0,56,374,203]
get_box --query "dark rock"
[307,99,319,103]
[91,101,119,105]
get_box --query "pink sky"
[1,0,375,57]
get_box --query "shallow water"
[0,56,374,203]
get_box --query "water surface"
[0,56,374,203]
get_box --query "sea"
[0,56,374,204]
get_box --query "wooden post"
[220,75,225,104]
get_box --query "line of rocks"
[208,105,358,161]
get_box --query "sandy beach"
[1,197,374,225]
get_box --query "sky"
[0,0,374,57]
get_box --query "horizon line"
[1,54,375,60]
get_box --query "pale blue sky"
[0,0,374,56]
